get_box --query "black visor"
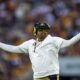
[34,23,50,30]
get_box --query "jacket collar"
[35,34,52,48]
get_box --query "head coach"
[0,22,80,80]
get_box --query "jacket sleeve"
[0,40,30,53]
[61,33,80,48]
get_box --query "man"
[0,23,80,80]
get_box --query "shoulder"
[50,35,65,46]
[51,35,65,41]
[47,35,65,48]
[22,39,35,45]
[19,39,35,48]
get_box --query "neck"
[37,35,48,41]
[38,38,44,41]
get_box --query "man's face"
[36,29,49,41]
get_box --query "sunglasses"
[37,29,49,32]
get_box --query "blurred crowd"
[0,0,80,80]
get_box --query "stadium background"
[0,0,80,80]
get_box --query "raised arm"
[61,33,80,48]
[0,42,23,53]
[0,39,33,53]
